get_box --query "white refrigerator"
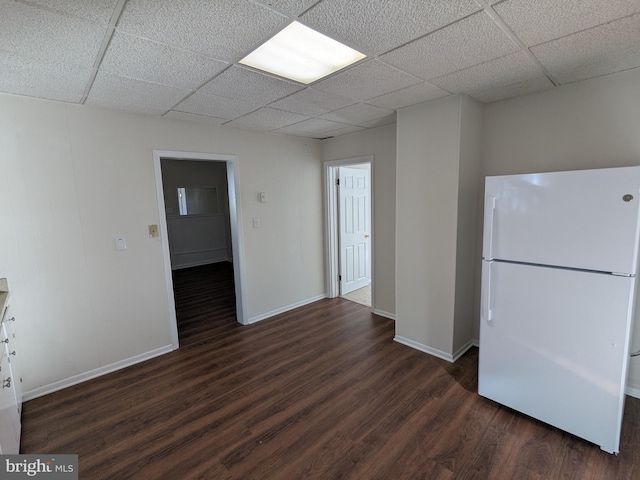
[479,166,640,454]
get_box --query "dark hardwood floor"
[172,262,237,347]
[20,263,640,479]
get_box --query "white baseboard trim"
[452,339,478,362]
[22,344,175,401]
[626,385,640,399]
[248,294,327,324]
[394,335,454,363]
[373,309,396,320]
[171,257,233,270]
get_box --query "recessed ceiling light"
[239,21,366,84]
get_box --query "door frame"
[153,149,249,350]
[323,155,374,302]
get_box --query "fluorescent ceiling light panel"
[240,21,366,84]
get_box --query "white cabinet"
[0,279,21,454]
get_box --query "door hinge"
[336,178,340,186]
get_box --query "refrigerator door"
[478,260,635,453]
[483,166,640,274]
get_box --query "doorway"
[324,156,374,308]
[153,150,248,350]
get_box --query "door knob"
[365,234,370,238]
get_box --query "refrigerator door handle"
[483,196,497,260]
[481,262,493,322]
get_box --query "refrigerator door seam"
[493,259,633,277]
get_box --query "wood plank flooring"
[20,263,640,479]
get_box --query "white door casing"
[339,166,371,295]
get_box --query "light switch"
[148,224,159,238]
[253,217,261,228]
[115,237,127,251]
[259,192,267,203]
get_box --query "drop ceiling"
[1,0,639,139]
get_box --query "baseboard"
[248,294,327,324]
[626,385,640,399]
[394,335,454,363]
[453,339,477,362]
[22,344,175,401]
[171,258,232,270]
[373,309,396,320]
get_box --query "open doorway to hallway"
[324,156,373,308]
[160,158,236,345]
[153,149,248,351]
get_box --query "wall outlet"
[253,217,261,228]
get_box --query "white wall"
[395,95,461,357]
[395,94,481,360]
[161,159,232,269]
[0,93,324,397]
[480,67,640,392]
[322,124,396,318]
[453,96,482,355]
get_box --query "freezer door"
[483,166,640,274]
[478,260,635,453]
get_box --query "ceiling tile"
[22,0,120,24]
[1,89,83,103]
[494,0,640,47]
[88,72,191,109]
[252,0,321,16]
[322,124,366,137]
[173,92,260,119]
[100,32,229,90]
[84,97,166,116]
[116,0,287,62]
[275,117,350,136]
[553,52,640,85]
[470,76,555,103]
[430,51,543,93]
[224,108,310,131]
[0,51,91,101]
[531,14,640,76]
[320,103,394,127]
[199,66,304,106]
[268,88,357,116]
[163,111,228,125]
[300,0,481,55]
[313,60,421,101]
[0,0,106,67]
[359,113,397,129]
[366,82,449,110]
[381,11,519,80]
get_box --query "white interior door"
[339,166,371,295]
